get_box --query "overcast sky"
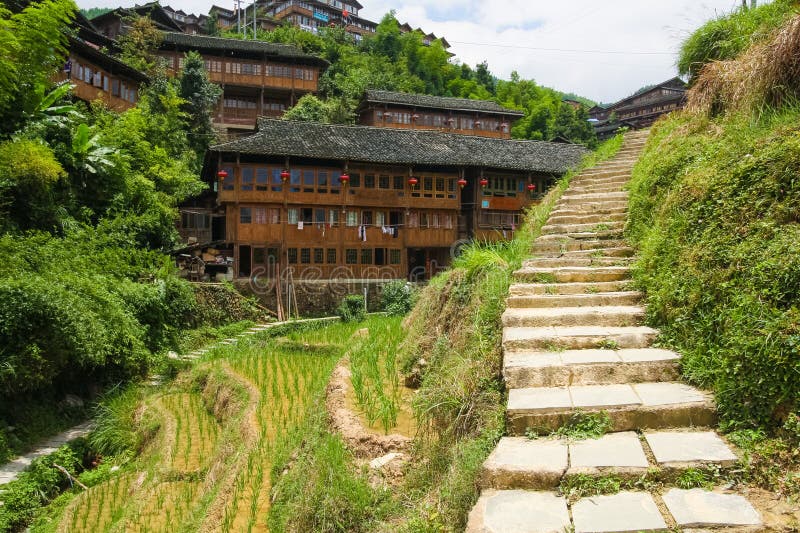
[77,0,760,103]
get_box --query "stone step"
[553,246,634,257]
[522,256,633,268]
[506,382,716,435]
[550,204,628,216]
[553,200,629,212]
[502,325,657,351]
[503,347,681,388]
[532,239,628,254]
[506,291,642,308]
[574,171,631,181]
[536,230,623,242]
[559,191,629,203]
[513,266,631,283]
[466,488,761,533]
[509,281,634,296]
[644,430,738,469]
[541,221,625,235]
[502,306,645,328]
[547,212,628,225]
[567,184,626,194]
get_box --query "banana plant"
[71,123,114,185]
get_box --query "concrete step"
[541,221,625,235]
[547,212,628,225]
[522,256,633,268]
[502,306,645,328]
[503,347,681,388]
[507,382,716,435]
[502,325,657,351]
[509,281,634,296]
[506,291,642,308]
[513,266,631,283]
[532,239,628,254]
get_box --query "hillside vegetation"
[629,5,800,431]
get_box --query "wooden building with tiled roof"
[188,118,586,281]
[357,90,525,139]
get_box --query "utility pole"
[235,0,241,34]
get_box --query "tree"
[282,94,328,122]
[117,15,163,74]
[205,12,220,36]
[178,51,222,156]
[475,61,496,95]
[0,0,75,135]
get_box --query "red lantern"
[480,178,489,188]
[280,169,290,182]
[408,176,418,188]
[527,183,536,192]
[217,169,228,180]
[458,178,468,189]
[339,173,350,185]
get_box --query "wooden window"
[346,249,358,264]
[423,177,433,198]
[431,213,439,228]
[240,207,252,224]
[241,168,254,191]
[314,248,324,264]
[290,169,301,192]
[420,212,429,228]
[379,175,390,189]
[346,211,358,227]
[361,211,373,225]
[303,169,315,192]
[444,214,453,229]
[221,166,234,190]
[330,171,341,194]
[390,249,401,265]
[318,171,328,193]
[288,208,299,224]
[447,178,456,199]
[268,208,280,224]
[300,248,311,264]
[288,248,298,263]
[408,212,418,228]
[393,176,404,190]
[364,174,375,188]
[253,247,265,265]
[349,173,360,188]
[375,211,386,227]
[254,207,267,224]
[435,177,445,198]
[271,169,283,192]
[111,79,121,97]
[256,168,269,191]
[329,209,339,226]
[361,248,373,265]
[315,208,325,225]
[300,208,313,224]
[327,248,337,264]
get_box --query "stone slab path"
[467,131,764,532]
[0,421,93,487]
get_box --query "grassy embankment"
[627,4,800,498]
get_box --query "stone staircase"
[466,131,764,532]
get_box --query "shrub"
[0,441,87,531]
[336,295,366,322]
[380,280,415,316]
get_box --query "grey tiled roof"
[210,118,588,174]
[160,33,329,67]
[364,90,525,117]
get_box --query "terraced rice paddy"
[47,317,401,532]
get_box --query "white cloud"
[77,0,757,103]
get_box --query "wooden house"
[357,91,525,139]
[196,118,586,281]
[157,33,328,132]
[59,14,148,112]
[592,77,687,138]
[261,0,377,40]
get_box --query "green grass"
[553,411,613,440]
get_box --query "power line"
[448,41,675,56]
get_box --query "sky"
[76,0,761,103]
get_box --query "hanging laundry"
[298,221,304,230]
